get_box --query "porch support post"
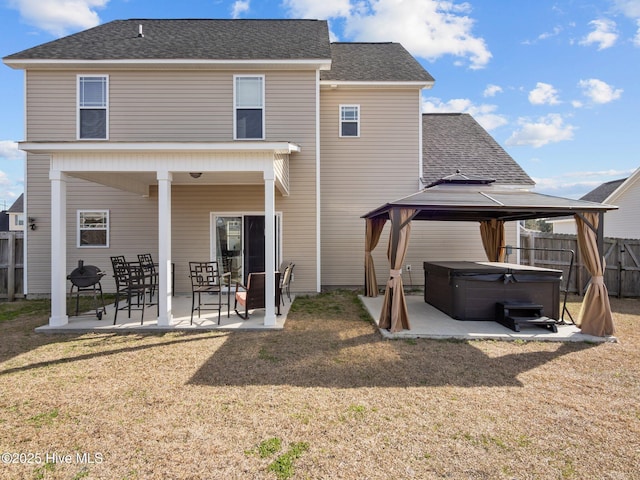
[157,171,173,326]
[264,164,276,326]
[49,170,68,326]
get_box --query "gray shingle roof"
[320,42,434,82]
[4,19,332,61]
[422,113,534,186]
[580,178,626,202]
[7,193,23,213]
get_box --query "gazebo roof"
[363,176,617,222]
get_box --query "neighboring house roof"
[548,176,628,224]
[422,113,535,186]
[3,19,332,61]
[7,193,23,213]
[320,42,434,83]
[580,178,627,203]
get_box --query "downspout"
[315,69,321,292]
[418,90,424,190]
[22,71,28,296]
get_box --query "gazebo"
[362,173,618,337]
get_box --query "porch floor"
[35,293,293,334]
[359,294,617,343]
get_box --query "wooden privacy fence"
[0,231,24,300]
[516,231,640,298]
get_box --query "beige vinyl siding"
[26,69,318,142]
[26,71,77,140]
[320,88,421,287]
[25,68,318,295]
[25,154,158,295]
[320,88,514,288]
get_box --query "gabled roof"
[7,193,23,213]
[422,113,534,187]
[548,174,631,224]
[3,19,332,62]
[320,43,434,83]
[580,178,627,203]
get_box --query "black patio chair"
[189,261,230,325]
[137,253,158,302]
[112,260,156,325]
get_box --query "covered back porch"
[21,140,301,329]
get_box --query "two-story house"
[4,19,529,328]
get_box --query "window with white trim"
[78,210,109,247]
[78,75,108,139]
[234,75,264,139]
[340,105,359,137]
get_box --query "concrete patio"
[35,293,293,334]
[360,294,617,343]
[35,290,616,344]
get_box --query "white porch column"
[49,170,68,326]
[157,171,173,326]
[264,164,276,326]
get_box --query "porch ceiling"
[20,141,298,196]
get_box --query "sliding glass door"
[212,213,281,284]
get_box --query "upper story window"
[340,105,360,137]
[234,75,264,140]
[78,210,109,248]
[78,75,108,139]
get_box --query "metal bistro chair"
[137,253,158,302]
[189,261,230,325]
[112,260,157,325]
[279,261,295,305]
[234,272,266,320]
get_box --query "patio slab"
[359,294,617,343]
[35,294,293,334]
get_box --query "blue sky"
[1,0,639,209]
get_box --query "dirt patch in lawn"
[1,292,639,479]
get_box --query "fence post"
[618,239,623,298]
[7,232,15,301]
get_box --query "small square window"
[78,210,109,248]
[340,105,359,137]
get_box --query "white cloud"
[578,78,623,104]
[8,0,107,36]
[231,0,250,19]
[483,84,503,97]
[537,25,562,41]
[532,168,636,197]
[0,141,25,161]
[612,0,640,18]
[283,0,492,69]
[281,0,351,18]
[422,97,508,131]
[528,82,560,105]
[579,18,618,50]
[505,114,575,148]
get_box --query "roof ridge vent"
[137,24,144,38]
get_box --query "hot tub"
[423,261,562,321]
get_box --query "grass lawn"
[0,291,639,479]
